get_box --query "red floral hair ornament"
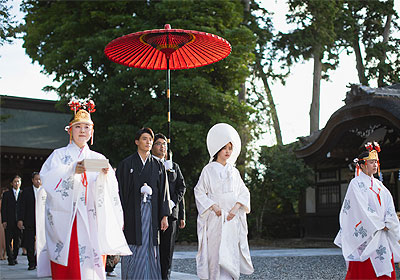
[365,142,373,152]
[85,100,96,113]
[68,98,82,115]
[373,141,381,153]
[66,98,96,145]
[354,141,381,177]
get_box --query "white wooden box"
[83,159,109,172]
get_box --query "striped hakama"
[121,195,161,280]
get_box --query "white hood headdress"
[206,123,241,165]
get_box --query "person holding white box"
[36,99,131,280]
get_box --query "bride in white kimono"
[36,103,131,280]
[194,123,254,280]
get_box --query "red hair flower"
[373,142,381,152]
[86,100,96,113]
[365,142,373,152]
[68,98,81,114]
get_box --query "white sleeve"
[93,167,131,256]
[39,149,76,195]
[235,171,251,213]
[194,168,215,216]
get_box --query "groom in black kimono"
[116,127,171,279]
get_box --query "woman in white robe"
[36,105,131,280]
[334,145,400,279]
[194,123,254,280]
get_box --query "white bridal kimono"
[334,171,400,277]
[36,142,131,279]
[194,162,254,280]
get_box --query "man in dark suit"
[116,127,171,279]
[1,175,23,265]
[17,172,41,270]
[152,133,186,280]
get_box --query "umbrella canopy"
[104,24,231,70]
[104,24,231,153]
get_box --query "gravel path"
[172,255,400,279]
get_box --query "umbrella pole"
[166,58,171,159]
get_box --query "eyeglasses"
[154,142,167,147]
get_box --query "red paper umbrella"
[105,24,231,70]
[105,24,231,149]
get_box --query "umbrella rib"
[122,41,154,67]
[142,47,162,69]
[184,44,210,66]
[134,47,159,68]
[149,49,162,70]
[173,51,186,69]
[196,42,230,62]
[118,46,148,66]
[105,30,231,70]
[107,39,148,65]
[197,36,231,53]
[175,48,196,69]
[196,37,230,56]
[187,44,214,63]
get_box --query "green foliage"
[339,0,400,86]
[0,0,18,52]
[20,0,399,241]
[20,0,256,192]
[245,1,284,143]
[246,142,314,238]
[0,0,17,46]
[275,0,400,86]
[274,0,342,78]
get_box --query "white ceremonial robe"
[36,142,131,280]
[194,162,254,280]
[334,171,400,277]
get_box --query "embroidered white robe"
[36,142,131,279]
[194,162,254,280]
[334,171,400,277]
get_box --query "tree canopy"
[274,0,399,132]
[246,143,313,238]
[0,0,17,46]
[339,0,400,86]
[20,0,256,189]
[275,0,341,133]
[17,0,400,240]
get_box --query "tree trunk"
[353,35,368,85]
[255,59,283,145]
[257,199,267,237]
[242,0,250,12]
[378,13,392,87]
[236,84,247,176]
[350,7,368,85]
[235,0,251,176]
[238,0,250,103]
[382,14,392,43]
[310,44,322,134]
[238,83,246,102]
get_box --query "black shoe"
[14,260,18,264]
[28,266,36,270]
[8,261,15,265]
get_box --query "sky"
[0,0,398,146]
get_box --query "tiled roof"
[1,96,70,150]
